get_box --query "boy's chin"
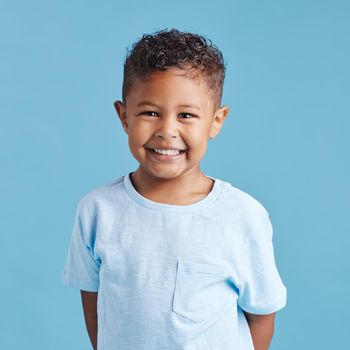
[143,166,188,180]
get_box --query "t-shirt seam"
[122,179,226,214]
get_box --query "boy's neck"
[129,168,214,206]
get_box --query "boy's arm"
[81,291,98,350]
[243,311,276,350]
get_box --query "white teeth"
[153,148,180,156]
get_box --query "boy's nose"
[154,117,179,139]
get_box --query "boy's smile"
[114,67,229,203]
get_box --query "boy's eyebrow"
[136,100,201,111]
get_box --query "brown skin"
[80,67,276,349]
[81,291,98,350]
[114,67,229,205]
[244,311,276,350]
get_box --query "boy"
[61,28,287,350]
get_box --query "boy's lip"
[145,145,187,151]
[146,147,186,161]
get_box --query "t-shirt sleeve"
[237,210,287,314]
[61,200,100,292]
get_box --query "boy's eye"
[142,111,158,117]
[179,113,194,119]
[141,111,195,119]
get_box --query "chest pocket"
[172,260,232,324]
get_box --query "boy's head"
[121,28,226,111]
[114,28,230,180]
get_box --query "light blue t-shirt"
[61,173,287,350]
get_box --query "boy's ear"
[209,105,230,139]
[114,100,128,134]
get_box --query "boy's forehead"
[126,68,214,109]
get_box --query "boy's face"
[114,67,229,181]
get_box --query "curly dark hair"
[121,28,226,110]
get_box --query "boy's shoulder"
[77,176,124,212]
[219,178,270,219]
[218,179,273,238]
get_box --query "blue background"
[2,0,349,349]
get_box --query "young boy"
[61,28,287,350]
